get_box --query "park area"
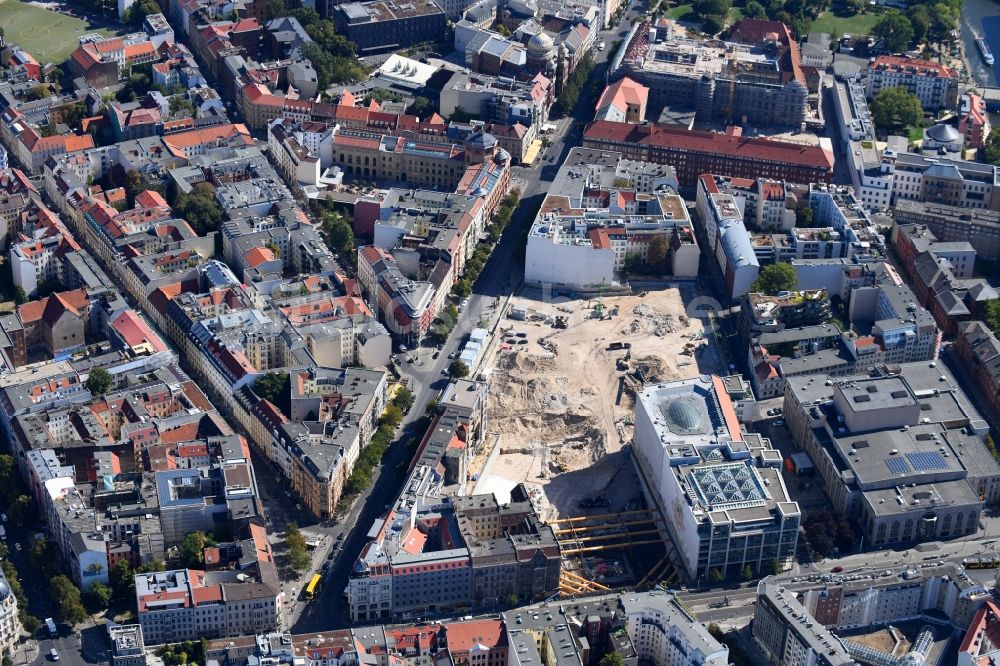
[0,0,117,64]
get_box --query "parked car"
[774,420,784,426]
[448,352,457,360]
[50,649,59,661]
[831,566,843,573]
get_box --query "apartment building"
[333,0,447,55]
[865,55,959,111]
[894,199,1000,259]
[955,321,1000,422]
[696,176,760,299]
[614,18,808,127]
[201,590,726,666]
[0,567,19,661]
[959,93,990,150]
[741,290,831,337]
[892,222,995,335]
[887,151,1000,210]
[755,563,988,666]
[136,528,282,643]
[525,148,698,289]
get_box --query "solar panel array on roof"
[886,458,910,475]
[906,452,948,471]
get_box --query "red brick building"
[582,121,833,189]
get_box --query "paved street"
[289,5,648,631]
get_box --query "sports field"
[0,0,117,64]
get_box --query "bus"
[304,573,322,601]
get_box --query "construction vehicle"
[606,341,631,351]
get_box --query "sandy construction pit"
[473,287,721,520]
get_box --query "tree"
[742,564,755,581]
[50,576,88,626]
[744,0,767,18]
[168,96,194,116]
[255,372,290,416]
[180,531,212,567]
[708,567,724,583]
[599,654,625,666]
[380,404,404,428]
[320,211,356,267]
[9,495,36,528]
[125,0,161,24]
[21,616,40,636]
[301,40,366,90]
[701,13,725,35]
[623,253,643,274]
[85,582,112,611]
[285,523,310,572]
[768,558,783,576]
[647,236,668,273]
[264,0,285,19]
[30,538,57,577]
[13,286,27,305]
[926,2,957,45]
[751,262,797,294]
[27,85,51,101]
[393,387,415,413]
[871,86,923,133]
[86,368,113,396]
[872,10,914,52]
[448,360,469,379]
[290,6,321,25]
[173,190,223,236]
[795,206,814,228]
[110,560,134,600]
[407,96,435,119]
[983,129,1000,167]
[909,6,930,44]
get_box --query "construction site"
[470,286,721,595]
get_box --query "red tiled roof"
[446,619,506,653]
[135,190,168,209]
[585,121,833,169]
[870,55,958,79]
[111,310,168,352]
[596,76,648,113]
[243,246,275,268]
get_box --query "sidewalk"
[13,637,38,665]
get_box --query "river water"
[962,0,1000,87]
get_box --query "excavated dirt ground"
[472,288,720,520]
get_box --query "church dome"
[527,32,554,59]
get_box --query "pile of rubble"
[625,304,689,337]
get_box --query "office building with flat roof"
[633,375,799,581]
[783,362,998,548]
[333,0,447,55]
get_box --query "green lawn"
[0,0,117,64]
[664,3,696,20]
[809,9,882,37]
